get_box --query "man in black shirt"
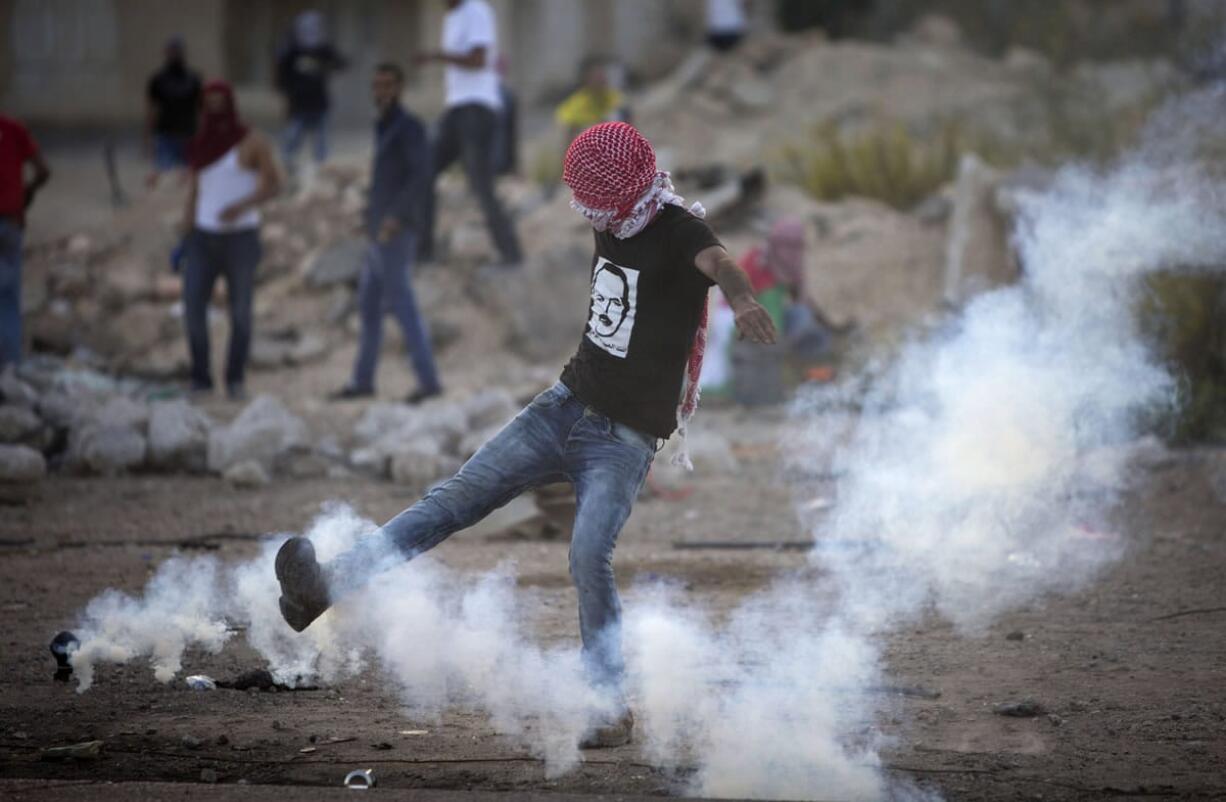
[275,10,347,176]
[145,36,201,185]
[275,122,774,748]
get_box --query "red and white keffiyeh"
[563,122,708,469]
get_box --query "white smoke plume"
[65,86,1226,798]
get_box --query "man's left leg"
[0,220,24,369]
[565,411,655,746]
[221,230,260,397]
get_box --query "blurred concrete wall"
[0,0,743,128]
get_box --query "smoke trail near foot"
[64,87,1226,799]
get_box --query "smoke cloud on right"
[626,86,1226,800]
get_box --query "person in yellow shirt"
[555,58,629,139]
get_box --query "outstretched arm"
[694,245,777,345]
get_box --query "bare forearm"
[712,259,756,307]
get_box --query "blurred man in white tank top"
[181,81,281,399]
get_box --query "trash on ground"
[993,699,1046,717]
[41,740,103,761]
[184,675,217,690]
[344,768,377,789]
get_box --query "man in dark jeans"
[331,63,442,405]
[415,0,521,267]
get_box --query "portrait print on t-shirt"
[585,257,639,358]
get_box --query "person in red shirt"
[0,114,51,368]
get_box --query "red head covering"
[563,122,660,224]
[187,80,249,171]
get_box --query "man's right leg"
[382,231,441,395]
[456,105,522,264]
[182,231,220,390]
[277,385,576,631]
[418,109,462,263]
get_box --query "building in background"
[0,0,774,128]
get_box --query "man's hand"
[731,297,777,344]
[377,216,401,244]
[218,202,246,223]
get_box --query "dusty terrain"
[1,411,1224,800]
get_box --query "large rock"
[68,425,147,475]
[0,405,42,444]
[148,400,215,472]
[461,388,518,430]
[0,444,46,483]
[353,401,468,454]
[224,459,271,488]
[760,187,946,340]
[304,238,366,288]
[389,446,461,489]
[0,369,38,408]
[65,395,151,475]
[207,395,308,473]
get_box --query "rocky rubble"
[0,359,532,488]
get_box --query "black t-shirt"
[561,204,721,439]
[277,44,345,118]
[147,65,202,137]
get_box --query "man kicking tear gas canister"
[275,122,777,748]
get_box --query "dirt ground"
[1,405,1224,802]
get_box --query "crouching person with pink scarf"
[274,122,775,747]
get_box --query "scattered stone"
[181,735,203,750]
[461,388,517,430]
[1005,630,1026,641]
[216,734,229,746]
[1047,713,1065,727]
[271,720,286,731]
[224,459,271,488]
[304,238,366,288]
[371,741,394,750]
[994,699,1046,718]
[36,390,80,430]
[148,400,214,472]
[389,447,460,489]
[200,768,219,783]
[0,405,42,444]
[207,395,308,472]
[0,369,38,408]
[67,424,147,476]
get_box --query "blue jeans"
[343,382,655,690]
[0,219,22,369]
[351,231,440,394]
[153,134,190,170]
[183,228,261,390]
[282,113,328,168]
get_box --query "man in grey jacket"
[332,63,442,404]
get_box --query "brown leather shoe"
[579,708,634,749]
[275,537,331,632]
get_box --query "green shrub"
[1138,273,1226,443]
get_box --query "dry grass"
[777,120,968,209]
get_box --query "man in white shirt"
[416,0,522,268]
